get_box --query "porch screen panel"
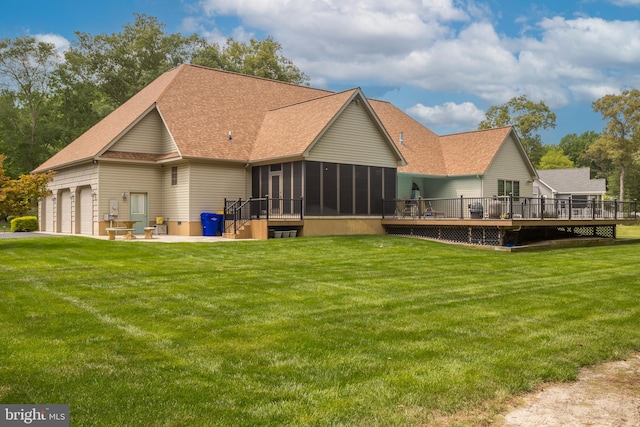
[340,164,354,215]
[293,162,303,200]
[383,168,397,216]
[260,166,269,198]
[283,162,292,214]
[252,167,260,198]
[323,162,338,215]
[355,165,369,214]
[305,161,321,215]
[369,167,383,215]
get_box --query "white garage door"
[43,196,54,232]
[79,187,93,235]
[59,190,71,233]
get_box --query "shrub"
[11,216,38,232]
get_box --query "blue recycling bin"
[200,212,221,236]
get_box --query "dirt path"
[500,353,640,426]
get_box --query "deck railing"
[223,197,304,234]
[382,196,638,221]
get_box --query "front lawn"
[1,235,639,426]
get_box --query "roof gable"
[250,90,358,162]
[33,66,182,172]
[156,65,332,162]
[439,126,511,176]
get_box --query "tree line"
[1,13,639,218]
[0,13,308,179]
[479,91,640,201]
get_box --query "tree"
[588,89,640,201]
[0,154,53,218]
[478,95,556,165]
[60,14,203,110]
[558,131,600,168]
[537,147,574,170]
[0,36,61,174]
[202,37,309,85]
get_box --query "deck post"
[300,197,304,220]
[540,196,545,220]
[615,199,618,220]
[568,197,572,220]
[460,195,464,219]
[509,194,514,219]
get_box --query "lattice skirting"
[385,224,617,246]
[385,225,503,246]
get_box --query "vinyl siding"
[98,162,162,223]
[308,101,398,167]
[433,177,482,199]
[188,162,246,222]
[48,163,97,191]
[109,109,164,154]
[161,117,177,154]
[161,163,189,222]
[483,135,534,198]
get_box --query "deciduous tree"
[587,89,640,200]
[537,147,574,170]
[0,154,53,218]
[478,95,556,165]
[0,36,61,174]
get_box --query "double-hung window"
[498,179,519,199]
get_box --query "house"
[534,168,606,217]
[34,64,536,238]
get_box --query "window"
[130,193,146,215]
[171,166,178,186]
[498,179,519,198]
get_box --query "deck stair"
[223,221,252,239]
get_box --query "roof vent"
[228,131,233,141]
[399,131,404,145]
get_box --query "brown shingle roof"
[34,64,530,179]
[251,89,358,162]
[156,65,333,162]
[370,100,446,176]
[440,126,513,176]
[34,66,182,172]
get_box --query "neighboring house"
[535,168,606,202]
[534,168,606,217]
[34,64,536,237]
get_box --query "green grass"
[1,235,640,426]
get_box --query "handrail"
[223,197,304,234]
[382,196,638,221]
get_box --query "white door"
[59,190,71,233]
[45,195,54,232]
[130,193,148,235]
[269,172,282,214]
[79,187,93,235]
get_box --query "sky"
[2,0,640,143]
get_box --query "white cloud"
[609,0,640,5]
[190,0,640,109]
[407,101,485,130]
[34,33,70,53]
